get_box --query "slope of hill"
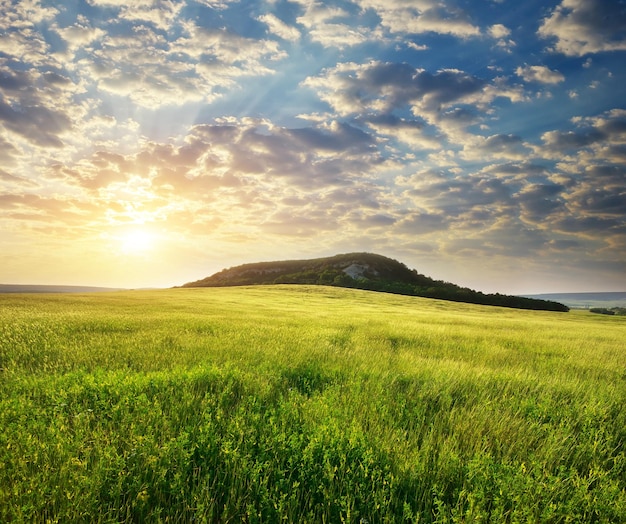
[182,253,569,312]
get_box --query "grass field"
[1,286,625,523]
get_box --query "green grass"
[1,285,625,523]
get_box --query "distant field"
[1,286,624,523]
[0,284,125,293]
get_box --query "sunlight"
[119,228,157,255]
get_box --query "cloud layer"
[1,0,625,292]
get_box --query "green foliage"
[1,287,624,522]
[590,307,626,316]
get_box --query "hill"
[182,252,569,312]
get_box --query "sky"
[1,0,625,294]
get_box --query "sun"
[119,228,156,255]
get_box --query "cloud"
[394,211,449,236]
[538,0,626,56]
[357,0,481,38]
[406,42,428,51]
[53,17,106,52]
[0,99,71,147]
[0,1,58,66]
[361,114,442,149]
[0,66,75,148]
[193,0,240,7]
[461,134,531,161]
[258,13,301,42]
[538,108,626,159]
[515,183,566,221]
[398,168,513,219]
[542,129,605,152]
[488,24,510,39]
[303,60,526,146]
[290,0,481,49]
[0,0,58,25]
[86,0,184,30]
[304,61,488,116]
[293,1,380,48]
[488,24,515,52]
[74,21,286,108]
[552,215,622,236]
[1,0,624,292]
[516,65,565,84]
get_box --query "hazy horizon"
[1,1,625,294]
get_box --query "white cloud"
[192,0,240,7]
[69,20,286,108]
[538,0,626,56]
[86,0,183,30]
[406,41,428,51]
[292,1,380,48]
[516,65,565,84]
[362,114,442,149]
[258,13,301,42]
[0,0,58,28]
[461,134,531,161]
[53,20,106,53]
[356,0,481,38]
[0,0,59,66]
[307,23,374,48]
[488,24,515,52]
[488,24,510,39]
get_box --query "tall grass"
[1,286,624,522]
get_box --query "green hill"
[182,252,569,312]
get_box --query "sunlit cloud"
[539,0,626,56]
[516,65,565,84]
[258,13,301,42]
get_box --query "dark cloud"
[548,239,582,250]
[597,112,626,135]
[0,65,74,148]
[554,215,622,234]
[516,183,565,219]
[438,107,479,127]
[585,164,626,185]
[305,61,490,116]
[542,129,606,152]
[261,211,340,236]
[401,170,513,218]
[395,211,449,235]
[360,213,396,227]
[287,122,375,153]
[362,113,423,129]
[413,69,486,110]
[0,97,71,147]
[0,69,34,93]
[477,134,529,158]
[482,134,524,151]
[572,188,626,215]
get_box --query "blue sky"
[1,0,625,293]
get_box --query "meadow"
[0,286,624,523]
